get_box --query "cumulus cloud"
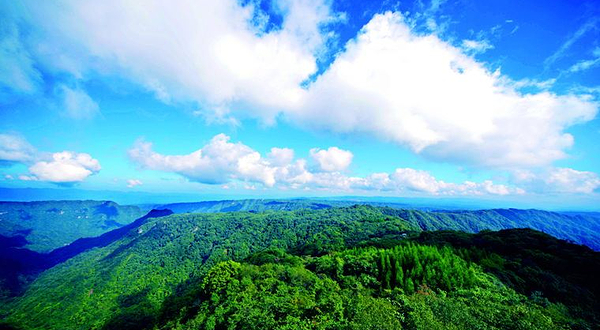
[513,167,600,194]
[268,147,295,166]
[59,84,100,119]
[6,3,597,170]
[380,168,520,195]
[0,133,37,163]
[14,0,337,123]
[28,151,101,183]
[129,134,278,187]
[292,12,597,169]
[310,147,353,172]
[128,133,524,196]
[0,132,101,183]
[126,179,143,188]
[5,3,597,173]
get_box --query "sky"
[0,0,599,209]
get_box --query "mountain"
[157,199,338,213]
[0,206,598,329]
[0,209,170,298]
[0,201,145,253]
[2,197,598,252]
[381,208,600,251]
[158,200,600,251]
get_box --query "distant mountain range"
[0,201,144,252]
[3,186,599,211]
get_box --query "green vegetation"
[413,229,600,325]
[1,206,598,329]
[161,200,600,251]
[158,199,337,213]
[163,248,573,330]
[381,208,600,251]
[3,206,414,329]
[2,199,599,254]
[0,201,144,252]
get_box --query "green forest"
[0,201,144,252]
[1,206,598,329]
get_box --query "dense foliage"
[162,247,573,330]
[412,229,600,325]
[3,206,414,329]
[0,201,144,252]
[1,206,598,329]
[160,200,600,251]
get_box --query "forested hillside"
[1,206,598,329]
[158,200,600,251]
[0,201,144,252]
[382,208,600,251]
[157,199,336,213]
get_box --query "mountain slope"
[0,209,172,297]
[4,206,415,329]
[2,206,599,329]
[0,201,145,252]
[157,199,337,213]
[382,207,600,251]
[159,199,600,251]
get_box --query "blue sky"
[0,0,599,208]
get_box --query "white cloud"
[28,151,101,183]
[509,78,556,91]
[128,134,277,186]
[126,179,143,188]
[0,133,37,163]
[0,23,42,95]
[568,58,600,73]
[567,47,600,73]
[0,132,101,183]
[390,168,445,193]
[268,147,295,166]
[18,175,37,181]
[310,146,353,172]
[15,0,337,123]
[514,167,600,194]
[461,39,494,54]
[59,85,100,119]
[544,18,598,69]
[6,4,597,172]
[387,168,520,195]
[128,133,524,196]
[546,168,600,193]
[292,12,597,169]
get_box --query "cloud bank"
[0,132,100,183]
[128,133,524,196]
[292,12,597,169]
[5,2,597,171]
[2,1,598,197]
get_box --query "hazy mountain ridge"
[0,201,144,252]
[159,199,600,251]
